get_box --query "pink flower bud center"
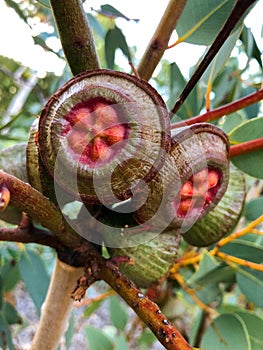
[62,98,129,168]
[175,167,222,218]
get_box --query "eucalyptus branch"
[49,0,100,75]
[101,264,193,350]
[137,0,187,81]
[170,88,263,129]
[230,137,263,158]
[1,172,193,349]
[0,224,60,249]
[72,258,193,350]
[0,170,81,248]
[31,257,84,350]
[171,0,258,114]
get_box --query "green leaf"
[220,112,247,134]
[138,328,156,346]
[190,251,220,282]
[3,301,22,325]
[201,313,251,350]
[240,26,262,67]
[237,267,263,307]
[0,144,27,181]
[85,326,114,350]
[240,86,260,119]
[169,62,201,118]
[245,197,263,221]
[0,258,21,292]
[189,309,205,346]
[87,13,105,38]
[0,276,3,310]
[99,5,139,22]
[212,65,240,107]
[0,113,21,132]
[109,296,128,330]
[115,333,129,350]
[83,298,104,318]
[186,253,222,305]
[229,116,263,178]
[105,26,131,69]
[221,239,263,264]
[37,0,50,8]
[191,265,235,286]
[235,311,263,350]
[202,27,242,84]
[65,314,75,349]
[176,0,235,45]
[0,311,15,350]
[18,249,50,315]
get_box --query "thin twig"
[171,272,218,317]
[215,251,263,272]
[137,0,187,81]
[0,225,60,249]
[213,214,263,250]
[230,137,263,158]
[74,290,115,308]
[72,258,193,350]
[0,170,81,248]
[171,0,258,114]
[170,88,263,129]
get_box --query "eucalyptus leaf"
[191,265,235,286]
[105,26,131,69]
[3,302,22,325]
[109,296,128,331]
[18,249,50,315]
[240,86,260,119]
[168,62,201,118]
[221,239,263,264]
[245,197,263,221]
[189,309,205,346]
[212,65,240,107]
[176,0,235,45]
[0,257,21,292]
[240,26,262,67]
[189,251,220,283]
[138,328,157,346]
[65,314,76,349]
[116,333,129,350]
[219,112,247,134]
[37,0,50,8]
[87,13,105,38]
[235,311,263,350]
[0,276,3,310]
[229,116,263,178]
[100,4,139,22]
[186,252,222,305]
[201,313,250,350]
[0,144,27,181]
[202,27,242,84]
[85,326,114,350]
[83,298,104,319]
[237,267,263,307]
[0,311,15,350]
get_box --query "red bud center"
[175,167,222,218]
[62,97,130,168]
